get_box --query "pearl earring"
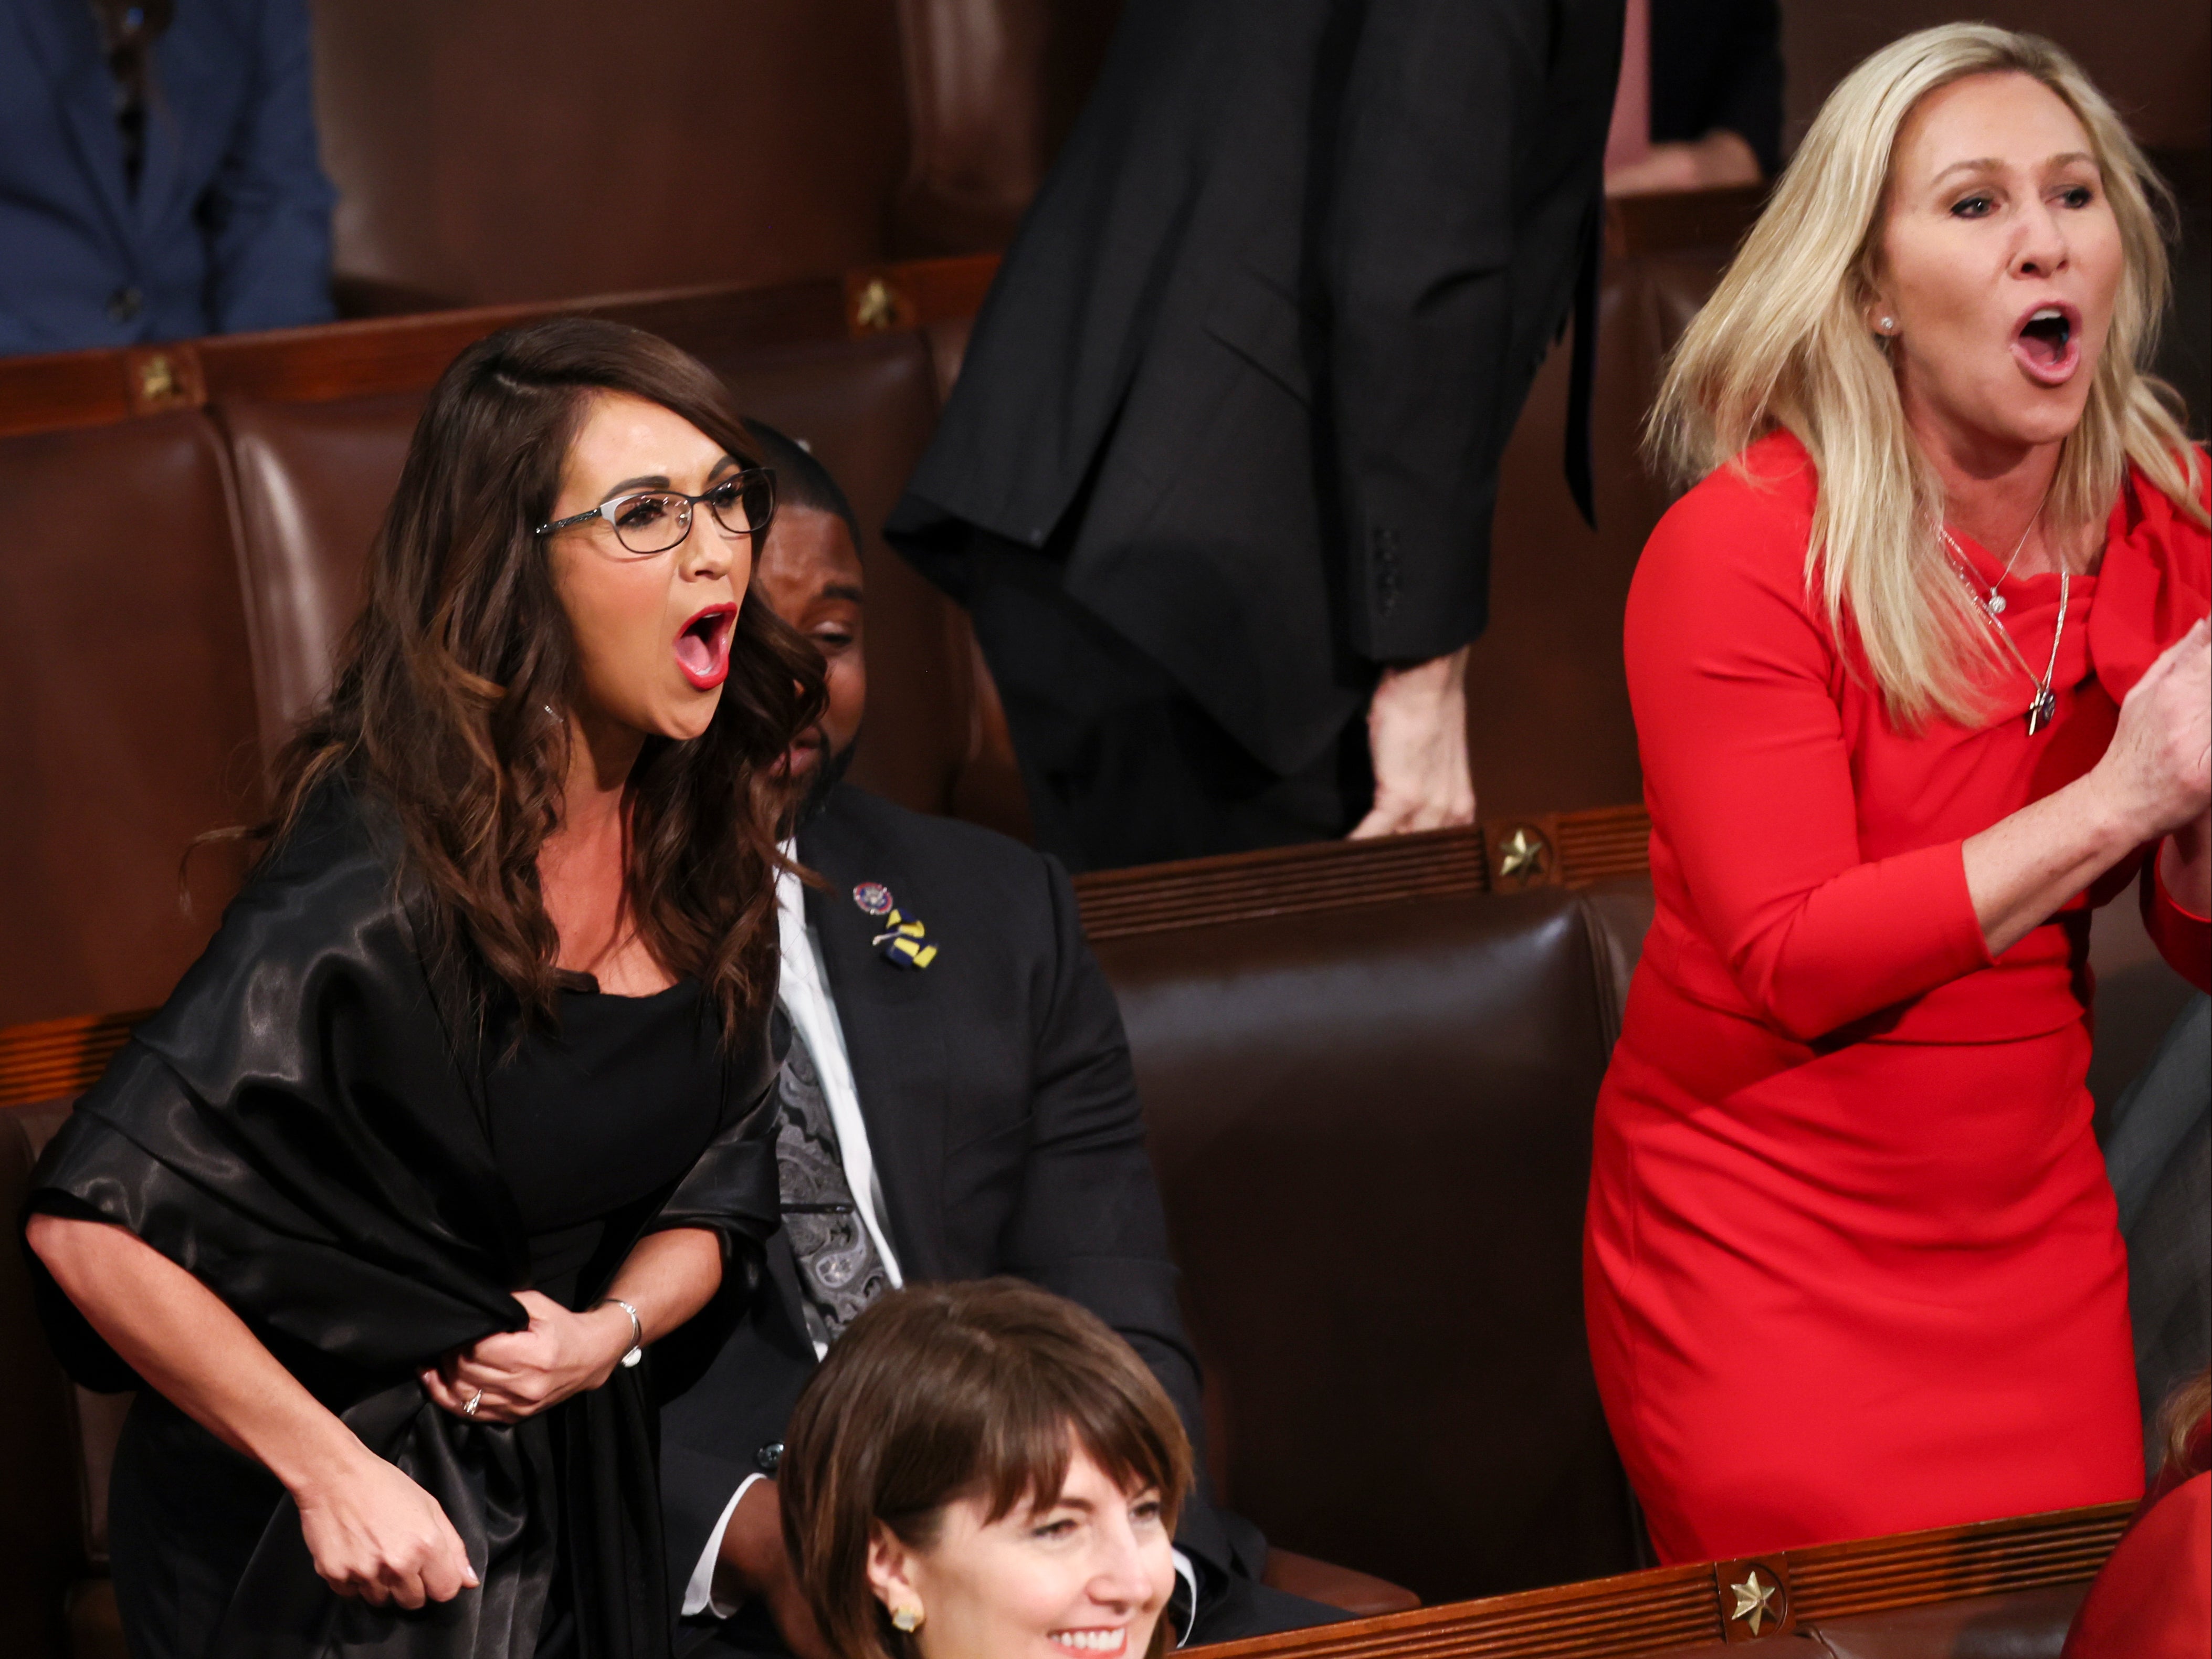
[1879,316,1895,333]
[891,1605,924,1633]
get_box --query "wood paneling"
[0,1011,148,1111]
[846,252,1003,335]
[1192,1503,2133,1658]
[0,277,852,439]
[1071,805,1652,942]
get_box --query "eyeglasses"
[535,468,776,556]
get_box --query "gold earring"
[891,1604,924,1633]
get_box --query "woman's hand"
[1966,618,2212,957]
[419,1290,633,1424]
[293,1445,479,1608]
[2094,618,2212,843]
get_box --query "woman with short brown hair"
[780,1279,1194,1659]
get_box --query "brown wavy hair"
[255,317,824,1041]
[781,1279,1194,1659]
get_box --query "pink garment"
[1604,0,1651,174]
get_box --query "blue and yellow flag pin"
[854,883,937,969]
[871,909,937,970]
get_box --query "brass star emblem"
[1497,826,1551,882]
[138,353,177,402]
[1728,1569,1781,1636]
[853,277,901,333]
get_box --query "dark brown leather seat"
[0,414,260,1028]
[221,389,431,755]
[311,0,1123,312]
[1471,217,1747,821]
[0,1110,81,1659]
[1096,886,1640,1604]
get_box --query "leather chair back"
[1096,887,1641,1604]
[222,390,430,756]
[889,0,1125,255]
[0,1111,79,1659]
[0,413,259,1027]
[1471,234,1736,821]
[311,0,914,307]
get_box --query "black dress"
[487,975,725,1657]
[26,781,781,1659]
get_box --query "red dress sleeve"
[1627,463,1992,1041]
[2143,851,2212,994]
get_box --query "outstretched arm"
[26,1213,475,1609]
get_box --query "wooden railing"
[1071,804,1650,942]
[0,255,1008,440]
[0,1009,150,1111]
[1196,1502,2130,1657]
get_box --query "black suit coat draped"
[887,0,1623,778]
[24,781,782,1659]
[659,784,1242,1640]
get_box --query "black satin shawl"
[25,782,781,1658]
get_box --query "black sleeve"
[1649,0,1785,179]
[997,855,1253,1585]
[1324,0,1557,663]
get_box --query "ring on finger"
[464,1389,483,1418]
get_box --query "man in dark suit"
[659,425,1334,1654]
[886,0,1623,872]
[0,0,334,356]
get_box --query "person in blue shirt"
[1,0,335,357]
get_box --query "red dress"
[1585,430,2212,1564]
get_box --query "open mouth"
[675,603,737,690]
[1047,1630,1128,1655]
[2011,303,2081,386]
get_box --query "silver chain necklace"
[1972,497,2045,616]
[1942,528,2068,735]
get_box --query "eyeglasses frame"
[533,466,777,555]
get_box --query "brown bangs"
[781,1280,1196,1659]
[895,1313,1190,1538]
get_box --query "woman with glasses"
[24,319,818,1658]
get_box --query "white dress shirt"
[681,857,1194,1635]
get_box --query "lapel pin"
[871,907,939,971]
[852,881,894,917]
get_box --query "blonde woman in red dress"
[1586,23,2212,1564]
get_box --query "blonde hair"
[1650,23,2207,727]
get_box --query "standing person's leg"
[2105,995,2212,1476]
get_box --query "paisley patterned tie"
[773,1018,890,1347]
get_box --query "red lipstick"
[675,603,737,690]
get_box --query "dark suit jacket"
[658,783,1253,1645]
[887,0,1622,779]
[0,0,333,356]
